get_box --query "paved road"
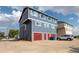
[0,39,79,53]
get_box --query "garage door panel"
[34,33,42,41]
[44,33,46,40]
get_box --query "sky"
[0,6,79,35]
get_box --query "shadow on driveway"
[69,47,79,53]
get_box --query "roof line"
[26,7,58,20]
[58,21,73,26]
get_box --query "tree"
[8,29,19,38]
[0,32,4,37]
[0,32,5,39]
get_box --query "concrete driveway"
[0,39,79,53]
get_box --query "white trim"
[44,23,47,28]
[28,18,56,26]
[30,10,38,17]
[29,18,57,29]
[51,24,55,29]
[32,31,56,35]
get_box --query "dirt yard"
[0,39,79,53]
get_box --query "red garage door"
[44,33,46,40]
[34,33,42,41]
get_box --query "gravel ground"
[0,39,79,53]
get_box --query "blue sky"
[0,6,21,32]
[0,6,79,35]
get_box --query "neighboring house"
[57,21,73,36]
[19,7,58,41]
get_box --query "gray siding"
[20,8,28,23]
[32,20,57,34]
[19,23,25,39]
[25,21,32,41]
[19,20,32,41]
[27,8,57,34]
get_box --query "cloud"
[10,6,25,11]
[38,6,79,16]
[69,17,74,20]
[77,19,79,22]
[12,10,22,21]
[0,10,22,30]
[12,6,79,16]
[0,6,23,32]
[0,10,21,23]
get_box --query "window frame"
[51,24,55,29]
[40,14,46,20]
[44,23,50,28]
[30,10,38,17]
[47,17,52,21]
[35,20,42,27]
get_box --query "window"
[51,24,55,29]
[53,20,57,23]
[47,17,52,21]
[53,19,57,23]
[30,10,38,17]
[47,23,49,28]
[40,14,44,18]
[35,21,41,27]
[44,23,49,28]
[44,15,47,20]
[40,14,46,20]
[44,23,47,28]
[52,19,54,22]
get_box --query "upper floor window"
[53,19,57,23]
[30,10,38,17]
[47,17,52,21]
[47,23,50,28]
[44,23,49,28]
[44,23,47,28]
[35,21,41,27]
[54,20,57,23]
[52,19,54,23]
[51,24,55,29]
[40,14,46,20]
